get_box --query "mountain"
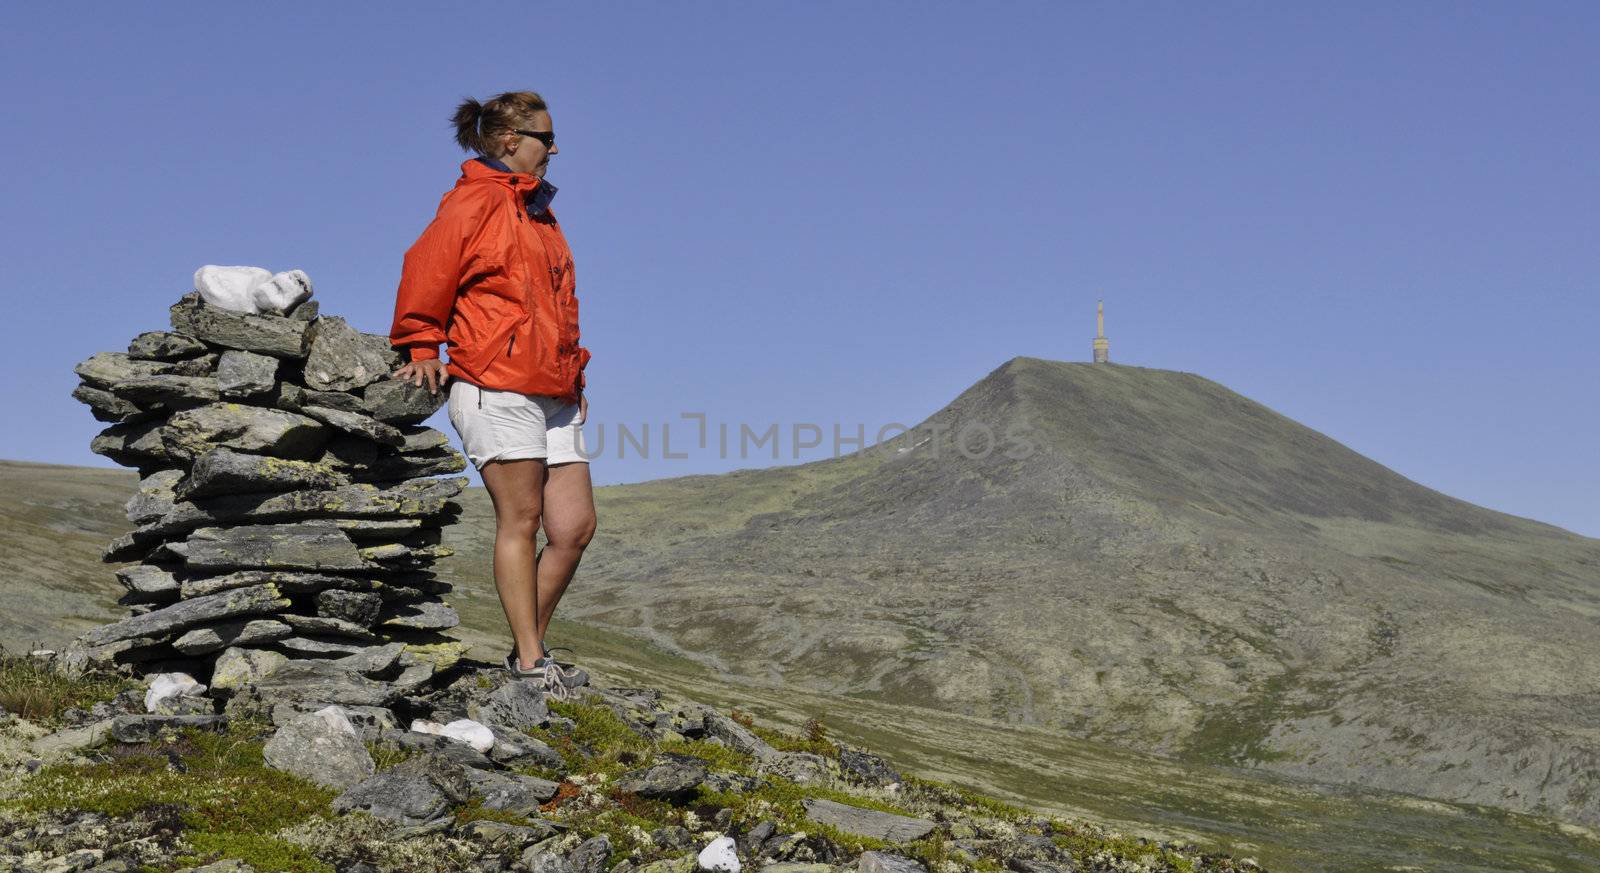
[473,357,1600,827]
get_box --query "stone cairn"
[63,270,470,707]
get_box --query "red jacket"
[390,159,590,402]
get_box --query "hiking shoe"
[540,644,590,689]
[503,651,576,701]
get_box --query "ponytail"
[450,91,549,158]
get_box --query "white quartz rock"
[697,836,740,872]
[144,672,208,712]
[254,269,314,313]
[410,717,496,753]
[195,265,272,313]
[193,265,313,314]
[312,704,359,736]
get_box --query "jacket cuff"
[405,345,440,362]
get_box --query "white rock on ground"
[144,672,207,712]
[410,717,496,753]
[697,835,740,873]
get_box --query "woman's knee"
[546,512,596,550]
[496,504,542,540]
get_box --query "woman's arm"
[389,191,494,361]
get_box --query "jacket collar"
[459,157,557,215]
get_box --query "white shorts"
[446,379,590,469]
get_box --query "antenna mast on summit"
[1092,298,1110,363]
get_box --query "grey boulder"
[303,316,401,392]
[616,755,708,800]
[169,292,314,358]
[801,799,935,843]
[216,350,279,397]
[262,706,376,790]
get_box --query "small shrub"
[0,646,139,725]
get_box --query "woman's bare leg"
[480,458,546,669]
[533,461,597,642]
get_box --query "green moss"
[453,797,539,827]
[693,777,910,852]
[3,719,339,872]
[655,737,755,774]
[903,775,1031,822]
[367,740,422,771]
[177,830,336,873]
[0,647,140,725]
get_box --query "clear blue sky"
[2,3,1596,536]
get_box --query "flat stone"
[75,351,173,387]
[271,635,373,656]
[758,751,831,786]
[271,701,397,740]
[1004,862,1075,873]
[262,706,375,790]
[31,719,116,759]
[177,447,348,500]
[126,469,184,523]
[802,800,935,843]
[337,518,424,538]
[163,402,328,462]
[839,748,903,788]
[210,646,290,690]
[110,713,228,743]
[616,755,707,800]
[73,383,152,423]
[356,446,467,481]
[301,405,404,446]
[216,350,279,397]
[317,589,383,627]
[398,426,450,453]
[333,752,472,825]
[278,613,381,641]
[460,820,559,855]
[182,570,378,599]
[330,641,406,674]
[251,658,403,707]
[380,601,459,631]
[172,619,292,655]
[91,419,176,466]
[111,374,219,405]
[303,316,401,392]
[467,678,549,731]
[362,378,447,425]
[858,854,929,873]
[483,722,565,771]
[463,767,562,815]
[184,521,368,572]
[572,835,614,873]
[698,706,780,761]
[79,583,289,646]
[116,565,180,600]
[147,476,463,538]
[169,291,314,358]
[288,298,319,321]
[129,331,208,360]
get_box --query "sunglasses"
[514,129,556,149]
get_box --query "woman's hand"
[392,359,448,395]
[577,390,588,425]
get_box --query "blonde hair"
[452,91,549,158]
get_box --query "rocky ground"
[0,649,1262,873]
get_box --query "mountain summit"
[514,357,1600,827]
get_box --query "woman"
[389,90,595,699]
